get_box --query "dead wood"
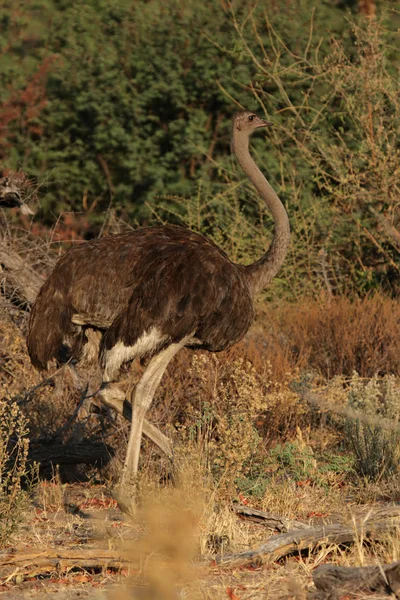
[232,505,310,532]
[0,243,43,305]
[0,548,129,577]
[293,385,400,434]
[311,561,400,599]
[217,506,400,565]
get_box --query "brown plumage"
[28,225,253,370]
[27,111,290,511]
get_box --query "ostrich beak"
[258,119,273,128]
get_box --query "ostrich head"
[233,111,272,136]
[0,177,23,207]
[0,175,34,214]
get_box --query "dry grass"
[2,469,399,599]
[257,294,400,379]
[0,397,31,545]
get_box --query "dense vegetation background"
[1,0,399,297]
[2,5,400,587]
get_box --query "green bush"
[1,1,400,296]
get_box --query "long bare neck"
[232,128,290,297]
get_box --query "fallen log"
[312,561,400,599]
[217,506,400,565]
[0,547,129,578]
[232,505,310,532]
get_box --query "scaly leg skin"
[114,336,192,516]
[99,382,173,458]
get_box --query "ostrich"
[27,111,290,511]
[0,176,34,215]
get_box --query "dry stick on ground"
[292,384,400,434]
[0,548,129,578]
[217,506,400,565]
[232,505,310,532]
[312,561,400,600]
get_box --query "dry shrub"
[0,308,42,399]
[343,373,400,481]
[0,309,79,439]
[153,342,309,451]
[0,398,31,545]
[183,354,266,489]
[259,294,400,379]
[159,353,306,494]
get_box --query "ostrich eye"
[248,115,255,121]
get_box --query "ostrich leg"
[68,366,171,454]
[115,336,192,514]
[98,389,173,458]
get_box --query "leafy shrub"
[3,2,400,302]
[174,353,306,493]
[268,441,317,484]
[264,440,353,485]
[237,14,400,296]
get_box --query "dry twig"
[218,506,400,565]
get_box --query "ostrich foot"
[112,479,138,517]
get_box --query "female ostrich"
[0,177,34,214]
[27,111,290,510]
